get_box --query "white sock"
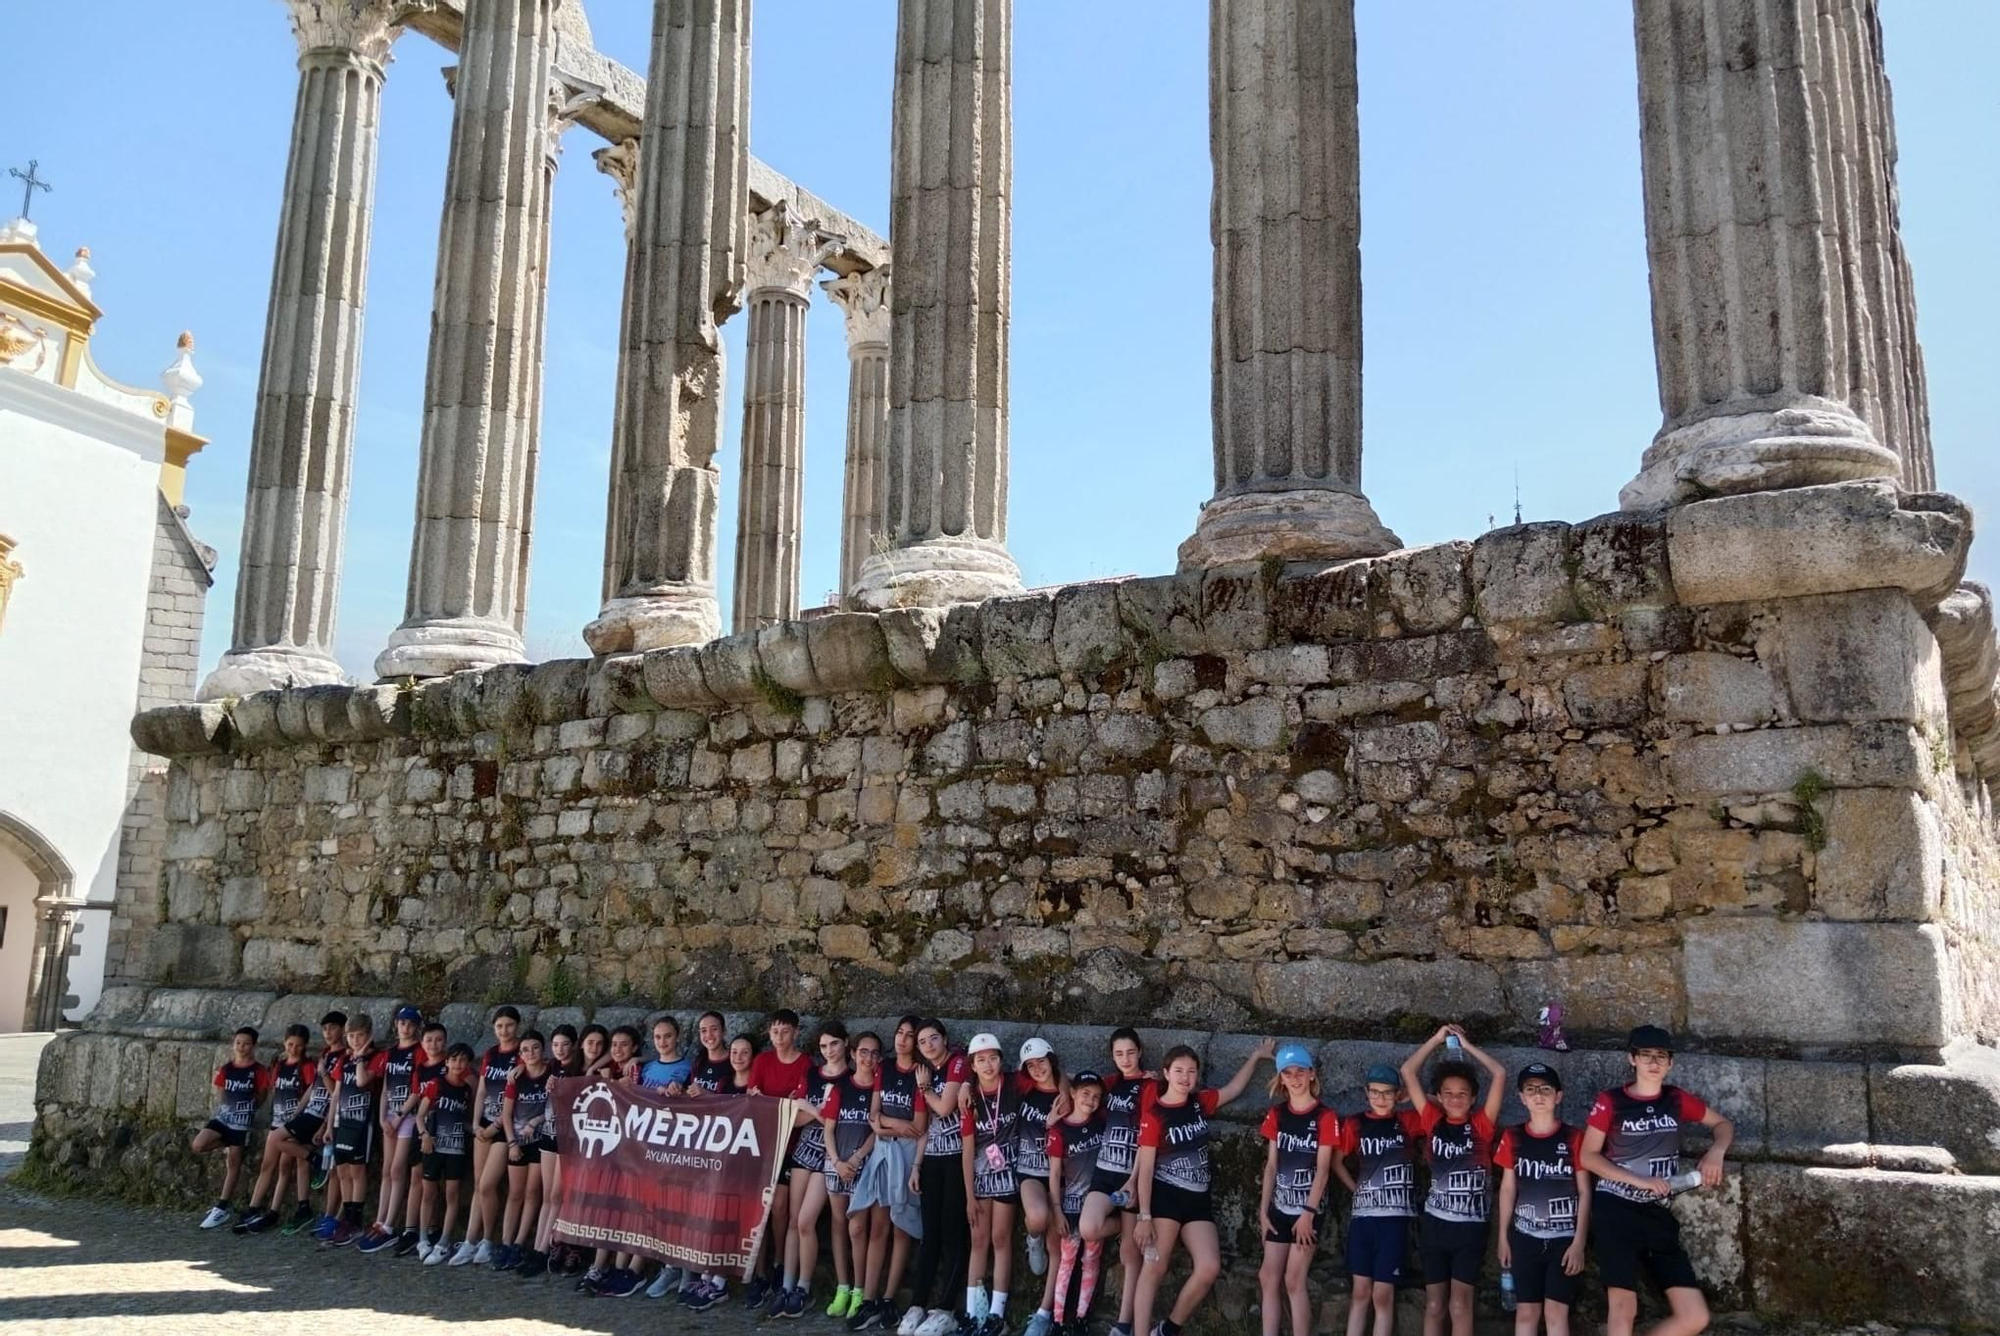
[967,1285,986,1317]
[991,1290,1008,1320]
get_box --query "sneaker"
[848,1296,889,1331]
[310,1166,328,1191]
[448,1241,479,1267]
[687,1280,724,1312]
[200,1205,231,1229]
[356,1225,396,1254]
[494,1243,520,1271]
[280,1205,316,1236]
[394,1230,422,1258]
[916,1310,960,1336]
[745,1276,772,1310]
[1109,1325,1134,1336]
[828,1286,856,1318]
[311,1215,339,1241]
[577,1267,606,1293]
[231,1208,265,1235]
[1027,1232,1048,1276]
[952,1316,980,1336]
[517,1250,549,1279]
[899,1305,930,1336]
[424,1242,452,1266]
[979,1317,1009,1336]
[329,1221,360,1247]
[646,1265,683,1298]
[603,1269,645,1298]
[1023,1312,1055,1336]
[471,1240,493,1265]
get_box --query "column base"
[1177,487,1400,571]
[850,535,1023,611]
[374,616,526,681]
[197,645,350,701]
[1621,397,1900,511]
[583,587,720,655]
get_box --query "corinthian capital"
[823,264,891,349]
[744,201,844,301]
[285,0,428,66]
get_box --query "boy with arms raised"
[1580,1026,1732,1336]
[1401,1025,1506,1336]
[192,1026,271,1228]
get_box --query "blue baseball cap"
[1364,1063,1401,1088]
[1275,1043,1315,1072]
[394,1005,423,1023]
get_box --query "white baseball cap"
[1019,1037,1053,1063]
[967,1032,1002,1055]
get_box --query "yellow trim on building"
[160,428,207,508]
[0,263,100,340]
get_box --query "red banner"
[549,1078,792,1277]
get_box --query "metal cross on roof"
[9,160,52,221]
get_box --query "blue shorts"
[1346,1213,1410,1282]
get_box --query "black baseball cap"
[1626,1025,1675,1053]
[1516,1062,1563,1091]
[1071,1070,1104,1088]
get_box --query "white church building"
[0,207,213,1031]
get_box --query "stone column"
[825,265,891,601]
[1181,0,1397,572]
[376,0,558,679]
[1803,0,1934,491]
[201,0,407,699]
[583,0,751,653]
[851,0,1021,610]
[732,203,842,632]
[1621,0,1902,511]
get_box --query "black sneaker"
[846,1296,890,1331]
[231,1209,265,1235]
[393,1230,422,1258]
[745,1276,771,1309]
[517,1249,548,1279]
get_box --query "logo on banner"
[572,1082,624,1158]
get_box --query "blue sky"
[9,3,1995,680]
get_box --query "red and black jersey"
[1013,1074,1060,1178]
[381,1043,421,1113]
[409,1059,446,1115]
[826,1072,874,1164]
[504,1066,551,1141]
[1139,1088,1222,1195]
[877,1059,921,1125]
[331,1047,389,1125]
[269,1058,316,1125]
[1048,1115,1106,1218]
[961,1077,1022,1199]
[921,1052,971,1159]
[1496,1123,1584,1238]
[1096,1073,1157,1179]
[792,1067,837,1170]
[1420,1105,1497,1223]
[478,1044,521,1124]
[1260,1100,1342,1216]
[299,1044,343,1118]
[689,1052,732,1094]
[213,1061,271,1132]
[1588,1085,1708,1204]
[421,1075,475,1155]
[1338,1109,1424,1219]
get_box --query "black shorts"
[1088,1167,1133,1201]
[1508,1228,1578,1306]
[423,1150,473,1182]
[1149,1182,1213,1226]
[1345,1214,1410,1282]
[331,1119,374,1166]
[202,1119,248,1149]
[1593,1195,1700,1294]
[507,1140,543,1165]
[1264,1208,1322,1245]
[282,1111,324,1143]
[1419,1214,1487,1285]
[1018,1172,1049,1189]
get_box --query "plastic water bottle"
[1444,1033,1463,1058]
[1109,1189,1135,1209]
[1143,1239,1160,1263]
[1499,1269,1517,1313]
[1667,1169,1704,1194]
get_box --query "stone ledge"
[1927,581,2000,782]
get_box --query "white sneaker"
[200,1206,231,1230]
[898,1306,929,1336]
[448,1241,478,1266]
[646,1266,683,1298]
[915,1311,958,1336]
[1023,1312,1055,1336]
[423,1242,452,1266]
[471,1240,493,1264]
[1026,1232,1048,1276]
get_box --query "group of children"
[195,1007,1732,1336]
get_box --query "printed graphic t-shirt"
[1260,1101,1342,1216]
[213,1061,272,1132]
[1138,1088,1223,1195]
[1340,1109,1426,1219]
[1419,1104,1497,1224]
[1495,1123,1584,1238]
[1587,1085,1708,1204]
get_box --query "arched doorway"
[0,813,75,1033]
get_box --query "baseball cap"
[1071,1069,1104,1087]
[968,1032,1002,1055]
[394,1004,423,1023]
[1274,1043,1315,1072]
[1019,1037,1053,1063]
[1626,1024,1676,1053]
[1517,1062,1563,1091]
[1364,1063,1400,1088]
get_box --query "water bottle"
[1667,1169,1704,1195]
[1499,1269,1517,1313]
[1444,1033,1463,1058]
[1143,1238,1160,1263]
[1109,1189,1134,1209]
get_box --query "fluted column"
[825,265,891,601]
[376,0,559,679]
[1620,0,1901,511]
[1803,0,1933,490]
[200,0,407,700]
[583,0,751,653]
[852,0,1021,610]
[732,202,842,631]
[1181,0,1398,571]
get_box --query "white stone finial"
[744,201,844,301]
[161,331,202,403]
[65,245,94,296]
[823,265,891,349]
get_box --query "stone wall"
[125,481,1996,1058]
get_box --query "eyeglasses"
[1634,1049,1672,1062]
[1520,1084,1558,1097]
